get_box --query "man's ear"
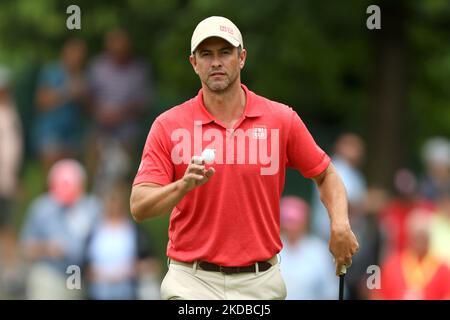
[189,54,199,74]
[239,48,247,70]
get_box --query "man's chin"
[207,81,230,92]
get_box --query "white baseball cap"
[191,16,243,53]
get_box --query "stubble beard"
[205,71,238,93]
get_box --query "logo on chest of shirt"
[170,121,280,175]
[252,125,267,139]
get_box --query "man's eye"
[221,50,230,55]
[201,52,210,57]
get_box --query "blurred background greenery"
[0,0,449,270]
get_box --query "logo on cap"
[219,25,234,35]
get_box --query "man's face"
[190,37,246,92]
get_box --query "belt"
[199,261,272,274]
[170,256,277,275]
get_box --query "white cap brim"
[191,33,241,53]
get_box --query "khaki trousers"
[160,256,287,300]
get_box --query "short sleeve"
[133,119,174,186]
[286,110,330,178]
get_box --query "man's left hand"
[329,222,359,275]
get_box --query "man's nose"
[211,54,222,68]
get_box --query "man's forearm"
[130,180,188,222]
[315,164,350,228]
[314,163,360,274]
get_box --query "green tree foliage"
[1,0,448,267]
[1,0,448,143]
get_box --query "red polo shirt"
[133,84,330,266]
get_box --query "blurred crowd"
[0,30,160,300]
[0,31,449,300]
[281,134,450,300]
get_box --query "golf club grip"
[339,265,346,300]
[340,265,347,275]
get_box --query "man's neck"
[202,81,246,128]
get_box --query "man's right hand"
[130,156,216,221]
[180,156,215,192]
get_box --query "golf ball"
[201,148,215,164]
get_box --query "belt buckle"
[220,265,238,275]
[219,265,228,274]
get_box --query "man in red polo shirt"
[130,16,359,300]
